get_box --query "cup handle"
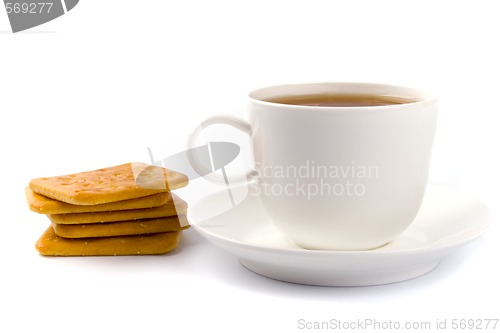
[187,115,254,185]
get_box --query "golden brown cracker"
[36,227,182,256]
[29,162,189,205]
[25,187,171,214]
[52,216,189,238]
[47,195,188,224]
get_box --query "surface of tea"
[266,93,419,107]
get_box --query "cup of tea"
[189,82,438,250]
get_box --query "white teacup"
[189,82,438,250]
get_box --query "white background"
[1,1,499,332]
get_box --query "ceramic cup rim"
[249,82,438,112]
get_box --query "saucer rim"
[188,185,490,286]
[188,184,491,258]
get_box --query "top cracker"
[29,162,189,205]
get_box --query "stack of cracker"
[25,162,189,256]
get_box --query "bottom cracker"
[36,227,181,256]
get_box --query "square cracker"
[36,227,181,256]
[29,162,189,205]
[51,215,189,238]
[25,188,171,214]
[47,194,188,224]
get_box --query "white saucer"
[187,185,490,286]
